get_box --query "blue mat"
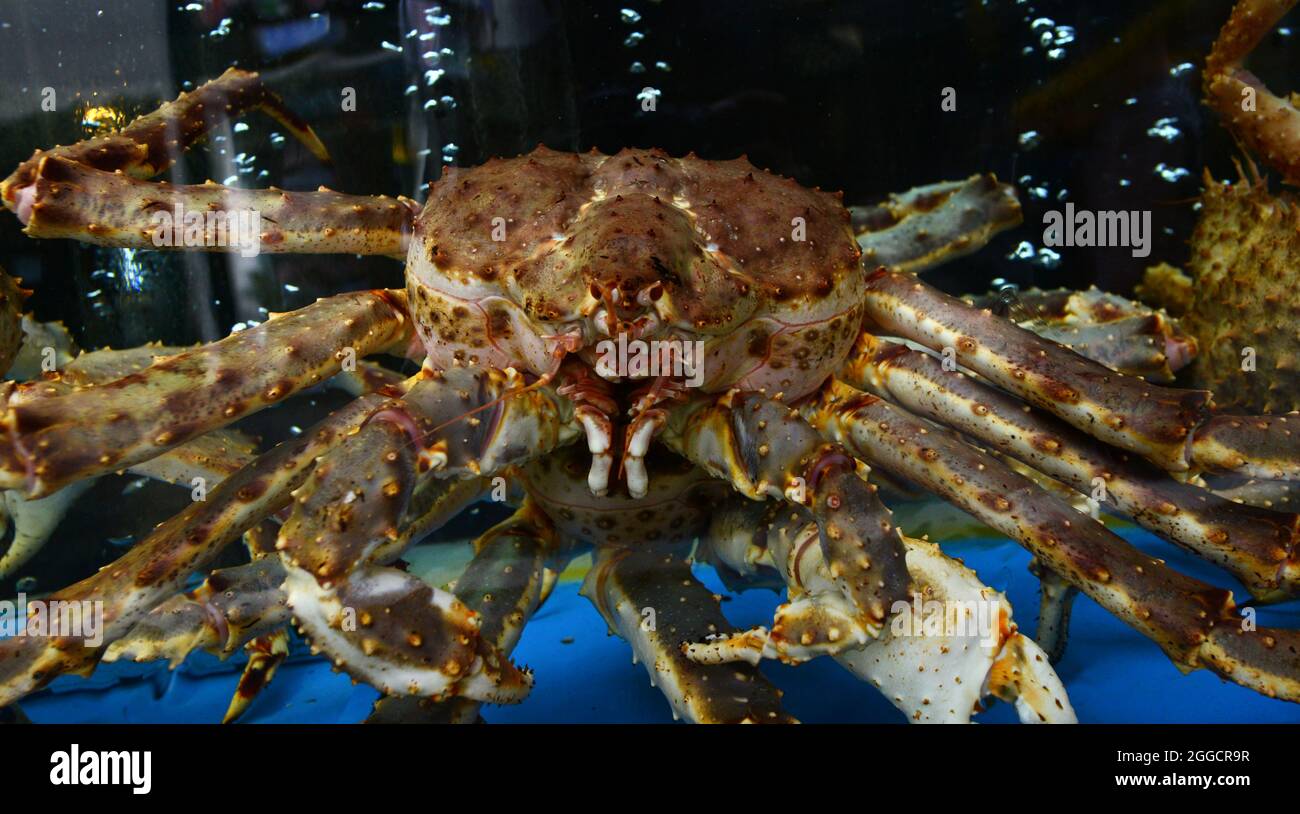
[17,528,1300,723]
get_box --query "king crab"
[0,65,1296,724]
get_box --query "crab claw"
[277,431,532,703]
[283,563,532,704]
[276,367,572,704]
[276,418,535,702]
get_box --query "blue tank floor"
[18,527,1300,724]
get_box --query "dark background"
[0,0,1282,349]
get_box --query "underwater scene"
[0,0,1299,728]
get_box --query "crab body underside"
[0,44,1299,723]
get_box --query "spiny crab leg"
[0,339,408,580]
[964,286,1197,382]
[0,392,391,707]
[1203,0,1300,186]
[803,378,1300,702]
[368,498,561,724]
[222,630,290,724]
[103,557,290,667]
[2,67,416,257]
[1029,559,1080,663]
[0,427,257,580]
[850,174,1023,274]
[1216,478,1300,512]
[0,269,27,376]
[842,334,1300,600]
[106,474,489,722]
[702,499,1075,723]
[0,336,266,580]
[661,391,911,652]
[18,156,418,258]
[0,482,92,581]
[276,365,578,704]
[861,269,1300,479]
[582,543,796,723]
[0,288,413,497]
[1,68,329,210]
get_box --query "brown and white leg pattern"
[702,498,1075,723]
[276,365,579,704]
[662,391,911,659]
[2,68,417,257]
[963,285,1197,382]
[840,333,1300,600]
[861,269,1300,480]
[367,498,561,723]
[850,174,1023,274]
[0,288,414,496]
[0,391,394,706]
[802,378,1300,702]
[582,543,796,723]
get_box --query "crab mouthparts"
[562,337,702,499]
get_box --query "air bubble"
[1154,163,1191,183]
[1146,117,1182,142]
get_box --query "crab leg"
[1216,477,1300,512]
[0,482,93,581]
[1189,413,1300,481]
[0,413,256,577]
[367,499,561,724]
[16,156,417,258]
[222,630,290,724]
[851,175,1023,274]
[662,392,911,647]
[582,544,795,723]
[1203,0,1300,186]
[0,270,28,376]
[0,288,413,497]
[964,286,1197,382]
[0,392,391,706]
[277,365,578,704]
[0,338,402,578]
[803,378,1300,701]
[1028,559,1079,663]
[841,334,1300,600]
[102,472,487,721]
[103,557,290,667]
[862,268,1207,470]
[1,68,328,210]
[862,269,1300,480]
[2,67,416,256]
[0,428,256,580]
[701,499,1075,723]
